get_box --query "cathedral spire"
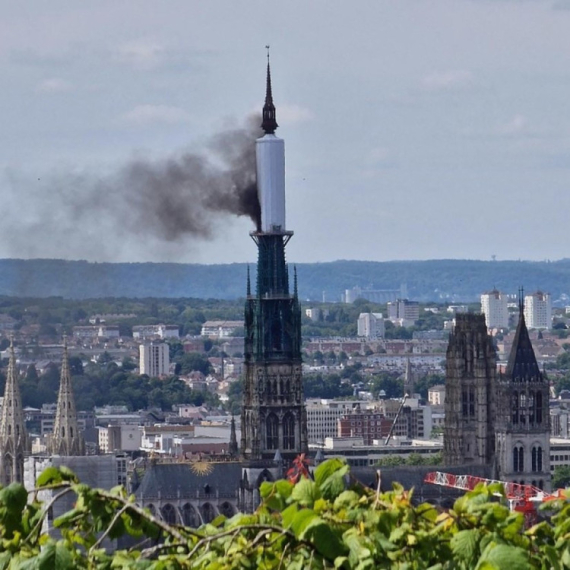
[505,293,541,383]
[261,47,278,135]
[48,338,85,456]
[0,338,29,484]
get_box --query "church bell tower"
[240,57,307,461]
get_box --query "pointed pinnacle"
[261,53,278,134]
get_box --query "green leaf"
[315,458,346,487]
[291,508,318,537]
[303,518,346,561]
[0,483,27,513]
[58,466,79,483]
[477,544,530,570]
[451,529,480,564]
[34,543,75,570]
[319,464,349,501]
[291,478,321,507]
[275,479,293,499]
[36,467,64,487]
[281,503,298,528]
[259,481,274,499]
[334,490,360,509]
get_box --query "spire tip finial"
[261,47,278,135]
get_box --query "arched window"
[256,469,274,487]
[538,480,544,490]
[512,391,519,424]
[266,414,279,449]
[528,392,535,424]
[532,446,543,472]
[513,445,524,473]
[61,426,65,438]
[536,391,543,424]
[182,503,200,528]
[201,503,216,524]
[4,455,13,484]
[519,394,527,424]
[283,413,295,450]
[70,427,73,437]
[469,389,475,417]
[203,484,211,495]
[219,502,235,518]
[160,503,177,525]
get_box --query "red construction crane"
[424,471,565,525]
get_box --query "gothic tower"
[495,296,550,490]
[443,314,496,466]
[241,59,307,461]
[48,340,85,456]
[0,340,29,484]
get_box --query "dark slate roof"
[506,313,542,382]
[350,464,494,506]
[135,462,242,501]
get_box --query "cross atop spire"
[261,47,278,135]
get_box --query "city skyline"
[1,1,569,264]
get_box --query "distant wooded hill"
[0,258,569,302]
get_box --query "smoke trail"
[1,115,262,261]
[117,115,262,239]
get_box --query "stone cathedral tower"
[48,341,85,456]
[443,314,497,466]
[0,341,30,484]
[240,59,307,461]
[495,298,550,490]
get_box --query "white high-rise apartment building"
[481,289,509,329]
[139,342,170,377]
[524,291,552,330]
[357,313,385,339]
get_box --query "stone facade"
[495,304,550,489]
[240,62,307,462]
[47,342,85,456]
[0,342,30,485]
[444,306,551,490]
[443,314,497,467]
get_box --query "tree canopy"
[3,459,570,569]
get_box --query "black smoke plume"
[119,115,262,239]
[2,115,262,262]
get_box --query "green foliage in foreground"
[2,461,570,569]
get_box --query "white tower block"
[256,133,285,233]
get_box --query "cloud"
[277,104,314,125]
[115,41,165,69]
[498,114,528,136]
[367,147,391,163]
[121,104,192,126]
[360,146,397,176]
[422,70,474,91]
[37,78,73,93]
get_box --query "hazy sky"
[1,1,570,264]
